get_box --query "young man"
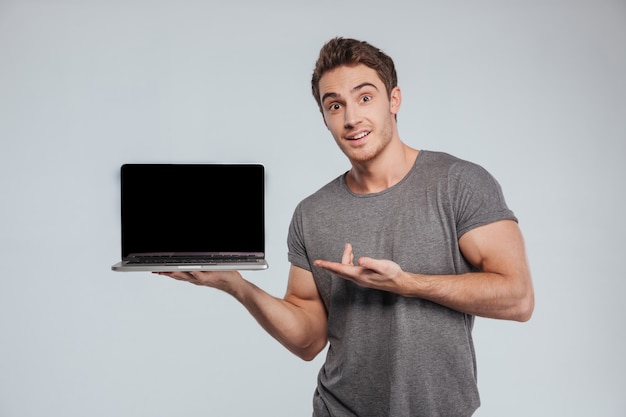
[159,37,534,417]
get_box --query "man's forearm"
[399,270,534,322]
[156,269,328,361]
[225,275,328,361]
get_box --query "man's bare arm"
[313,220,534,322]
[156,265,328,360]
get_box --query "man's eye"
[362,95,371,103]
[329,103,341,111]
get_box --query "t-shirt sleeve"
[287,202,313,272]
[449,161,517,238]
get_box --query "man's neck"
[345,141,419,194]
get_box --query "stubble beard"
[340,115,395,164]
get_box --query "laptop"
[111,163,269,272]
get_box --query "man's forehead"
[319,64,383,97]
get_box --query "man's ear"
[390,86,402,115]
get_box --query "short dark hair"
[311,37,398,112]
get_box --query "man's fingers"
[341,243,354,265]
[154,271,195,282]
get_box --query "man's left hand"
[313,243,408,295]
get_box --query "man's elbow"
[512,287,535,322]
[298,350,322,362]
[292,339,327,362]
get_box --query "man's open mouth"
[347,131,370,140]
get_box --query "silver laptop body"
[111,163,268,272]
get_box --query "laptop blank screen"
[120,164,265,257]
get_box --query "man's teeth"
[350,132,369,140]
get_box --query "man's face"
[318,64,401,164]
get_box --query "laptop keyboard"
[127,256,260,265]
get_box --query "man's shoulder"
[419,149,472,167]
[418,150,488,178]
[296,173,346,209]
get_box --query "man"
[158,37,534,417]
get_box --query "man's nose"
[343,105,361,129]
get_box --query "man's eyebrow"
[352,82,379,93]
[321,82,380,104]
[321,92,338,104]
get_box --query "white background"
[1,1,625,416]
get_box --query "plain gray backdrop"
[1,0,625,416]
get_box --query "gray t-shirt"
[287,150,517,417]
